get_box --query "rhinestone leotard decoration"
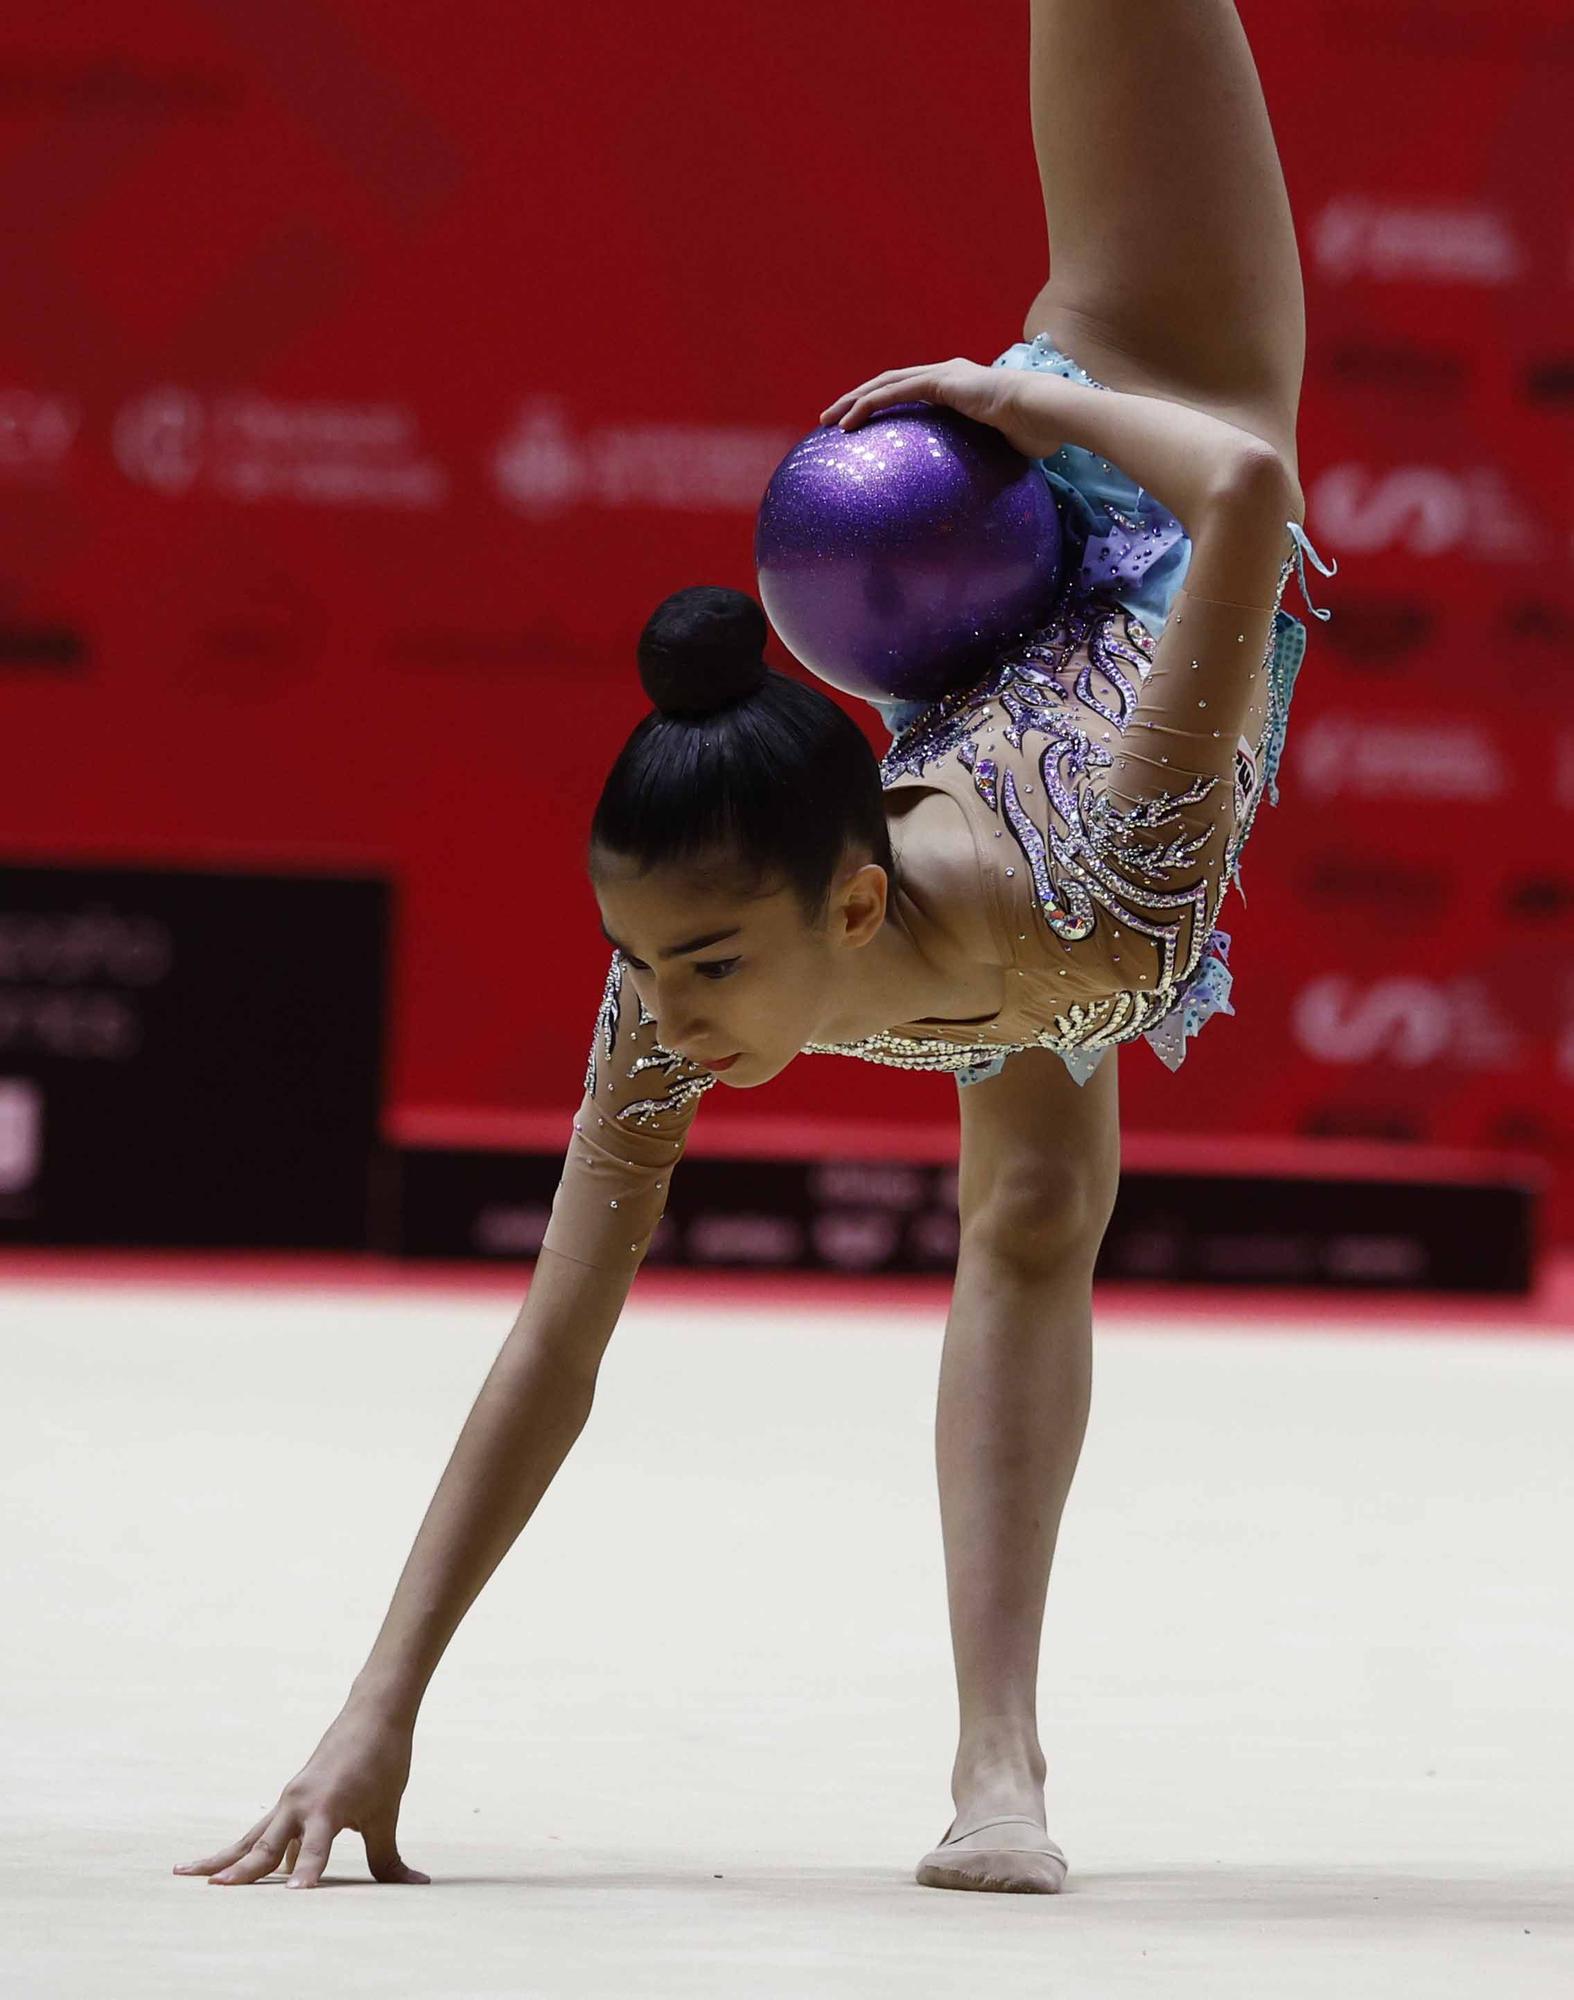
[800,538,1306,1078]
[587,952,717,1123]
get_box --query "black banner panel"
[392,1142,1537,1296]
[0,864,390,1250]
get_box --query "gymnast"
[176,1,1334,1898]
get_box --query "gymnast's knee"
[960,1165,1118,1279]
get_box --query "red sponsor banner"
[1,2,1570,1243]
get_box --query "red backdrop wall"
[3,2,1571,1243]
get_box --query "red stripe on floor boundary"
[1,1248,1570,1332]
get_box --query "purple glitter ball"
[754,401,1064,705]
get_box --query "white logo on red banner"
[1310,464,1541,560]
[1312,196,1522,285]
[114,387,447,508]
[113,387,204,495]
[0,391,82,480]
[1292,976,1524,1070]
[492,398,794,517]
[1296,715,1505,802]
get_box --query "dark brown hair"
[589,585,895,923]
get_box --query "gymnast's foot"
[915,1765,1068,1893]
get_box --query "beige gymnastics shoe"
[914,1813,1069,1894]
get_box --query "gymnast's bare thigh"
[1021,0,1306,484]
[955,1042,1121,1254]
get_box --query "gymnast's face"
[589,845,890,1086]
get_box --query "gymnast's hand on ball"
[819,358,1062,457]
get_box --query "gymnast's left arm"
[1085,448,1301,986]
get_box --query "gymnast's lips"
[700,1053,740,1071]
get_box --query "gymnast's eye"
[616,949,741,981]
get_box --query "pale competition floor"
[4,1271,1572,1998]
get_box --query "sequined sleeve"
[1070,575,1284,995]
[537,952,717,1274]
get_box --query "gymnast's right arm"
[345,951,710,1705]
[173,954,710,1889]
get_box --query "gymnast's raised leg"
[917,0,1308,1895]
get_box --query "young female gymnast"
[175,1,1334,1898]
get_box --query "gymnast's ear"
[825,854,892,947]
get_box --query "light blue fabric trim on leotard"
[995,335,1194,642]
[870,335,1338,1091]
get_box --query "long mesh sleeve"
[1065,568,1286,995]
[537,952,717,1273]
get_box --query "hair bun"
[637,585,770,718]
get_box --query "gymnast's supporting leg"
[922,1050,1120,1889]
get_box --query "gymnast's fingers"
[284,1817,344,1891]
[205,1812,298,1885]
[820,364,939,425]
[172,1811,273,1877]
